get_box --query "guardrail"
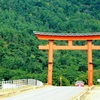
[0,79,43,90]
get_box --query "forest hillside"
[0,0,100,85]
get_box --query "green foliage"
[94,69,100,84]
[0,0,100,85]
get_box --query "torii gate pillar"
[48,40,54,85]
[88,40,93,86]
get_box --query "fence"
[1,79,43,90]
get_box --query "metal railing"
[0,79,43,90]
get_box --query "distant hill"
[0,0,100,85]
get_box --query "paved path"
[4,86,85,100]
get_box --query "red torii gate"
[35,32,100,86]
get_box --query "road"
[5,86,85,100]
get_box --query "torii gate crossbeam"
[35,32,100,86]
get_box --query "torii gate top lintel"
[34,32,100,40]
